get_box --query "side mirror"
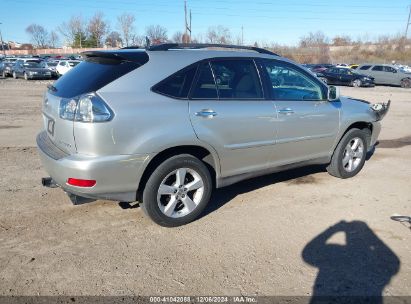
[328,86,340,101]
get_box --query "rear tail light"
[67,178,96,187]
[59,92,113,122]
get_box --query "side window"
[152,65,197,99]
[263,60,324,101]
[359,65,371,70]
[210,59,263,99]
[383,66,395,73]
[191,62,218,99]
[372,66,383,71]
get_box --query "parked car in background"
[41,61,59,78]
[1,58,18,77]
[304,64,334,73]
[56,60,81,76]
[357,64,411,88]
[37,43,389,226]
[349,64,359,70]
[317,67,374,87]
[12,59,52,80]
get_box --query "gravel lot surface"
[0,77,410,297]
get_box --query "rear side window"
[359,65,371,70]
[191,62,218,99]
[210,59,263,99]
[372,66,383,71]
[50,52,149,98]
[152,65,197,98]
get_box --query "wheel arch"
[338,121,373,150]
[137,145,219,201]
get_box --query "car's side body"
[12,59,52,79]
[357,64,411,87]
[317,67,374,87]
[56,60,81,76]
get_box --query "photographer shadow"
[302,221,400,304]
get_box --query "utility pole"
[184,0,192,43]
[0,22,6,56]
[241,25,244,45]
[405,6,411,38]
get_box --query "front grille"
[36,131,69,160]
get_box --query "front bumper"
[28,74,52,79]
[36,131,152,202]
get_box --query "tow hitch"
[371,100,391,121]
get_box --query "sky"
[1,0,410,46]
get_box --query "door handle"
[277,108,294,115]
[195,109,218,118]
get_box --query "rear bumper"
[36,131,152,202]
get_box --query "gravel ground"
[0,77,410,297]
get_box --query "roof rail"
[144,43,279,56]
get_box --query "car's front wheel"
[327,128,368,178]
[351,79,362,87]
[400,78,411,88]
[141,154,212,227]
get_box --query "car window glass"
[210,59,262,99]
[359,65,371,70]
[264,60,324,101]
[191,62,218,99]
[372,66,383,71]
[153,65,197,98]
[383,66,395,73]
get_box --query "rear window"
[372,65,383,71]
[152,65,198,98]
[50,51,149,98]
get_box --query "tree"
[25,24,49,48]
[87,12,109,47]
[117,13,135,47]
[58,15,87,47]
[145,25,168,44]
[49,31,59,48]
[106,31,122,47]
[332,35,351,46]
[131,34,146,46]
[172,31,183,43]
[299,31,330,63]
[206,26,231,44]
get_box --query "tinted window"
[153,65,197,98]
[191,62,218,99]
[372,66,383,71]
[210,59,263,99]
[264,60,324,101]
[383,66,396,73]
[50,52,149,98]
[359,65,371,70]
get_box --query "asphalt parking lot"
[0,77,410,297]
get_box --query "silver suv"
[357,64,411,88]
[37,44,390,226]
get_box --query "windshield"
[24,61,42,68]
[47,62,58,67]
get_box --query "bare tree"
[299,31,330,63]
[131,34,146,46]
[49,31,59,48]
[26,24,49,48]
[172,31,183,43]
[88,12,109,47]
[206,26,231,44]
[145,25,168,44]
[105,31,122,47]
[117,13,135,47]
[58,15,86,47]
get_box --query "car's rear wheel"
[400,78,411,88]
[141,154,212,227]
[327,128,368,178]
[351,79,362,87]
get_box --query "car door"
[262,59,340,166]
[189,59,277,177]
[370,65,385,84]
[339,68,353,85]
[382,66,399,85]
[325,68,339,84]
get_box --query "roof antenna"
[145,36,151,49]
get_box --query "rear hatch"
[42,50,149,154]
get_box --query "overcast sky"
[1,0,411,46]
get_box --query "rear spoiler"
[81,51,149,64]
[370,100,391,121]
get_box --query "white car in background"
[56,60,81,76]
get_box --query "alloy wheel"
[342,137,364,172]
[157,167,204,218]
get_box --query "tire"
[141,154,212,227]
[351,79,362,87]
[12,72,17,79]
[24,72,28,80]
[327,128,368,179]
[400,78,411,88]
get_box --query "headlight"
[29,71,38,75]
[59,92,113,122]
